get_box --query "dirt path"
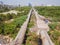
[33,8,54,45]
[0,10,21,15]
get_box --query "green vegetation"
[0,6,31,21]
[48,30,60,45]
[28,15,35,28]
[0,6,10,13]
[25,32,38,45]
[0,6,31,38]
[35,6,60,22]
[15,6,31,15]
[35,6,60,45]
[48,23,57,30]
[22,14,40,45]
[0,15,27,38]
[0,13,16,21]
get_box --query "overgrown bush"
[35,6,60,22]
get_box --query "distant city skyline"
[0,0,60,6]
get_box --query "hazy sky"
[0,0,60,6]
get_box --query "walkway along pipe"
[33,8,54,45]
[9,9,32,45]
